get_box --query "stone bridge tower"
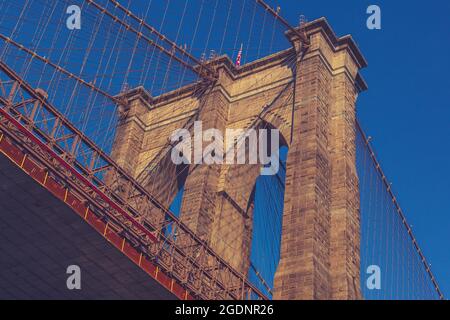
[110,18,368,300]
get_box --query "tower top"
[287,17,368,70]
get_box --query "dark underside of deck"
[0,153,176,300]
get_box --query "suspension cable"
[95,0,217,80]
[0,33,122,105]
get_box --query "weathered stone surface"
[110,18,367,300]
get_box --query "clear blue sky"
[270,0,450,295]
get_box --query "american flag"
[235,43,243,67]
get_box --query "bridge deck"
[0,153,176,300]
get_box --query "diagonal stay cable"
[0,33,123,106]
[84,0,217,82]
[107,0,216,80]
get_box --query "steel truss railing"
[0,60,267,300]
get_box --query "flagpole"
[236,43,243,67]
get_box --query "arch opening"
[168,163,189,217]
[163,163,189,239]
[247,142,288,299]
